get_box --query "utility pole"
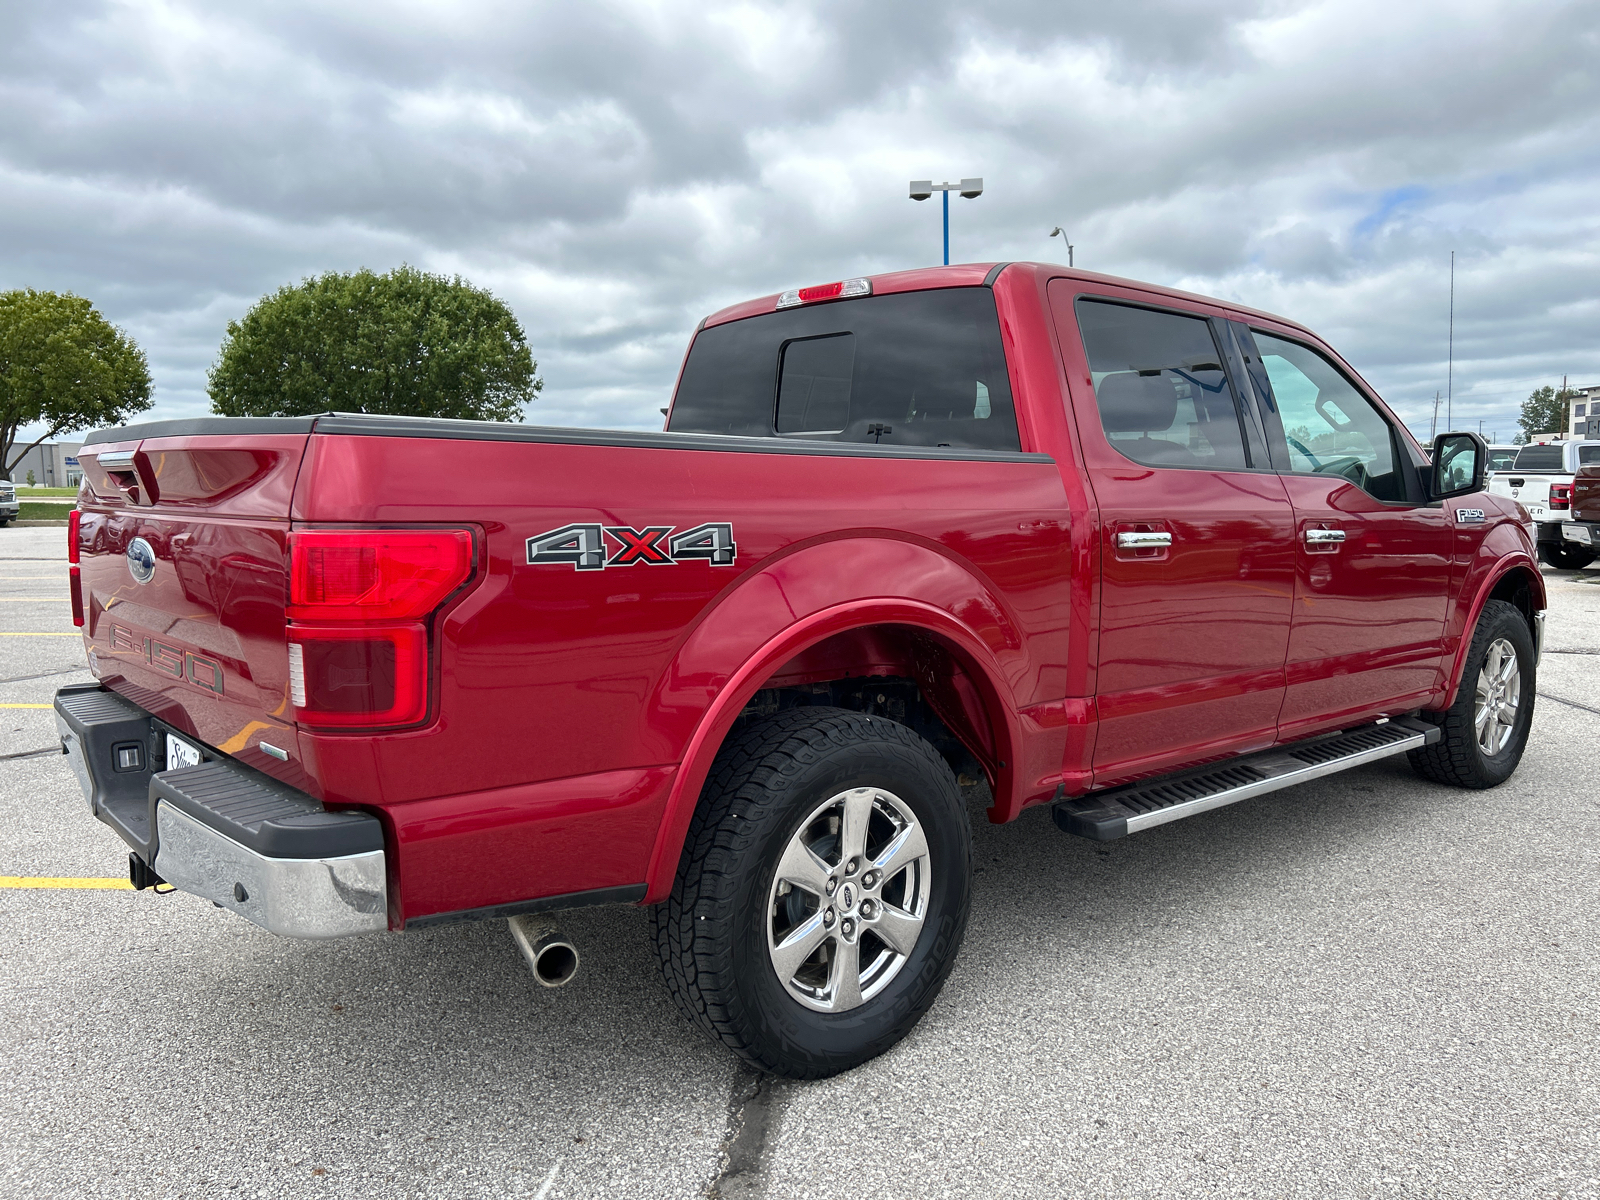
[1430,390,1441,440]
[1447,251,1455,431]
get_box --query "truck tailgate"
[1488,472,1556,520]
[75,432,311,785]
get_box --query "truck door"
[1231,323,1453,737]
[1049,284,1297,785]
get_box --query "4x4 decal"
[526,522,737,570]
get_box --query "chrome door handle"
[1116,531,1173,549]
[1303,528,1346,545]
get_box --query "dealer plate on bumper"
[166,732,203,770]
[1563,524,1593,545]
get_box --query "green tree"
[1518,384,1575,440]
[208,266,541,420]
[0,290,153,481]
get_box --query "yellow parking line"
[0,876,134,890]
[0,703,53,709]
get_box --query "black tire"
[1538,542,1595,570]
[1408,599,1536,789]
[652,706,972,1079]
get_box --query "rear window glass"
[1579,445,1600,465]
[1074,299,1248,470]
[669,288,1020,451]
[1512,445,1563,471]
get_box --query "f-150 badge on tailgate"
[526,522,737,570]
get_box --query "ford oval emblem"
[126,537,157,585]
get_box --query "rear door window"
[669,288,1020,451]
[1074,300,1249,470]
[1579,445,1600,466]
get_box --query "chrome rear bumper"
[153,802,386,938]
[54,684,388,939]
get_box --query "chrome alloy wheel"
[765,787,932,1013]
[1475,636,1522,756]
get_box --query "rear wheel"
[652,706,972,1078]
[1408,599,1535,789]
[1538,542,1595,570]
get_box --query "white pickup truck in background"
[1489,439,1600,569]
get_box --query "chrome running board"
[1052,716,1441,841]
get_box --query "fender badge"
[126,537,157,584]
[526,522,737,570]
[1455,508,1486,524]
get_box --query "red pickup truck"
[55,262,1544,1078]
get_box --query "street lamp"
[909,178,983,265]
[1050,226,1074,268]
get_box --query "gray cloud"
[3,0,1597,443]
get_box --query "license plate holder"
[1563,524,1593,545]
[166,732,204,771]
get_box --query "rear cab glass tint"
[1512,445,1564,471]
[669,288,1020,451]
[1074,299,1248,470]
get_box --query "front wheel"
[652,707,972,1078]
[1538,542,1595,571]
[1408,599,1536,789]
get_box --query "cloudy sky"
[5,0,1598,445]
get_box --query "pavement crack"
[1539,690,1600,718]
[706,1066,781,1199]
[0,665,89,686]
[0,746,62,762]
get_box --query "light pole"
[909,178,983,265]
[1050,226,1074,268]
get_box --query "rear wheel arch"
[642,605,1021,903]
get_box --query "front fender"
[1438,530,1545,707]
[640,535,1034,902]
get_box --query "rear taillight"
[1551,483,1572,509]
[286,528,474,729]
[68,509,83,628]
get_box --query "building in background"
[1570,385,1600,439]
[9,441,84,487]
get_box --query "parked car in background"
[1488,439,1600,569]
[0,479,18,526]
[1563,464,1600,562]
[1487,445,1520,473]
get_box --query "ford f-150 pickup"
[54,262,1545,1078]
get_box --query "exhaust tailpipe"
[508,914,579,987]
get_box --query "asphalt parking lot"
[2,523,1598,1200]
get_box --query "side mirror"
[1431,431,1487,500]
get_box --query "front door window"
[1252,332,1403,501]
